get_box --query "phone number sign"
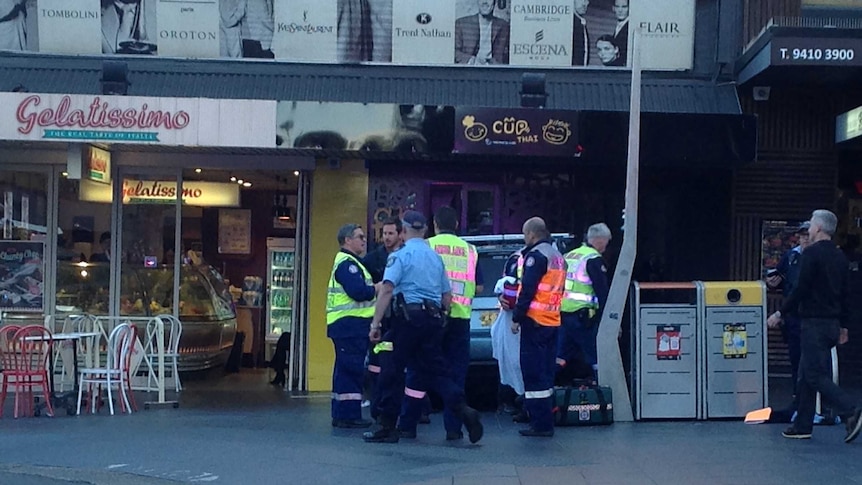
[771,37,862,66]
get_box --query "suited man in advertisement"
[612,0,629,66]
[454,0,510,65]
[0,0,26,51]
[572,0,590,66]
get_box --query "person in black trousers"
[767,209,862,442]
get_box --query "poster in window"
[0,240,45,313]
[218,209,252,255]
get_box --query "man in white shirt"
[454,0,510,65]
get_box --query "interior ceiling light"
[293,170,299,176]
[61,172,68,177]
[243,182,252,187]
[237,179,244,184]
[230,175,237,182]
[194,168,202,173]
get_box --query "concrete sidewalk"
[1,371,860,485]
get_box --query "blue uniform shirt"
[334,250,376,302]
[514,239,552,322]
[584,245,610,318]
[383,238,451,305]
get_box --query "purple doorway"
[428,183,500,236]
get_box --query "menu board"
[218,209,252,255]
[0,241,45,312]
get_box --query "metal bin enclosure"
[632,282,702,420]
[701,282,768,419]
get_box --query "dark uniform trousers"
[400,317,470,433]
[557,310,598,382]
[520,317,558,432]
[781,315,802,396]
[795,318,857,433]
[376,311,466,427]
[331,335,369,421]
[366,316,392,420]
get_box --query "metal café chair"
[77,323,136,416]
[146,315,183,393]
[6,325,55,418]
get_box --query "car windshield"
[476,251,513,297]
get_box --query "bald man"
[503,217,566,437]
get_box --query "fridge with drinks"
[266,238,296,338]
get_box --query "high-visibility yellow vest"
[560,244,600,313]
[428,233,477,319]
[325,252,375,324]
[516,242,565,327]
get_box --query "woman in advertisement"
[0,0,26,51]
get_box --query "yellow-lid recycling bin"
[700,281,768,419]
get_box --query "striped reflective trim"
[329,287,348,294]
[404,387,427,399]
[555,358,566,367]
[451,295,473,306]
[373,342,393,354]
[563,291,598,303]
[537,283,558,291]
[524,388,554,399]
[367,364,381,374]
[331,392,363,401]
[530,301,560,312]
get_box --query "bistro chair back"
[147,315,183,392]
[77,323,136,416]
[8,325,54,418]
[0,325,21,418]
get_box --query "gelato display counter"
[55,261,237,371]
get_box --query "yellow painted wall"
[306,159,368,391]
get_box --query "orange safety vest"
[516,242,565,327]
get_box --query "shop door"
[428,183,499,236]
[114,167,182,320]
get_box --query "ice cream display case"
[55,262,237,371]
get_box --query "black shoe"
[512,411,530,423]
[332,419,373,429]
[446,431,464,441]
[419,413,431,424]
[500,403,518,415]
[519,428,554,437]
[460,406,483,444]
[782,426,811,439]
[399,428,417,439]
[270,374,285,386]
[844,408,862,443]
[363,425,400,443]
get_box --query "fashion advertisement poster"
[0,0,32,51]
[391,0,454,65]
[336,0,391,62]
[632,0,695,70]
[37,0,101,54]
[101,0,157,55]
[454,0,510,65]
[273,0,337,62]
[157,0,219,58]
[509,0,571,67]
[0,240,44,313]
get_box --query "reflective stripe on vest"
[326,252,375,324]
[428,233,477,319]
[516,242,565,327]
[560,244,600,313]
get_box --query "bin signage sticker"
[723,323,748,359]
[656,325,681,360]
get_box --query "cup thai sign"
[0,241,45,313]
[0,93,277,148]
[14,0,695,71]
[453,107,579,156]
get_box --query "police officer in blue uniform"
[363,210,484,444]
[326,223,378,428]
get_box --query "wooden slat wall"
[743,0,801,47]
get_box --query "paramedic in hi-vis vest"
[504,217,565,437]
[326,223,380,429]
[557,223,611,385]
[401,206,484,440]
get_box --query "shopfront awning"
[736,17,862,87]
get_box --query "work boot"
[398,428,417,439]
[363,417,400,443]
[512,411,530,423]
[332,418,372,429]
[445,431,464,441]
[458,405,483,444]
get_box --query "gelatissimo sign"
[453,107,579,156]
[0,93,277,148]
[79,179,241,207]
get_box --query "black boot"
[458,404,484,444]
[363,416,400,443]
[270,371,285,387]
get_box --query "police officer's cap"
[402,210,428,230]
[796,221,810,234]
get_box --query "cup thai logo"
[416,13,432,25]
[492,117,530,136]
[462,116,488,142]
[542,119,571,145]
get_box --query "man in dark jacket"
[454,0,510,65]
[767,210,862,442]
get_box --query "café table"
[24,331,100,416]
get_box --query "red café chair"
[8,325,55,418]
[0,325,21,418]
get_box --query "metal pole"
[596,27,641,422]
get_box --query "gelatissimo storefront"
[0,91,318,377]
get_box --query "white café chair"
[53,314,103,392]
[77,323,135,416]
[146,315,183,393]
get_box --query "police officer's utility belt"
[404,300,444,321]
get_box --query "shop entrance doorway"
[428,183,500,236]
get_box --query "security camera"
[752,86,771,102]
